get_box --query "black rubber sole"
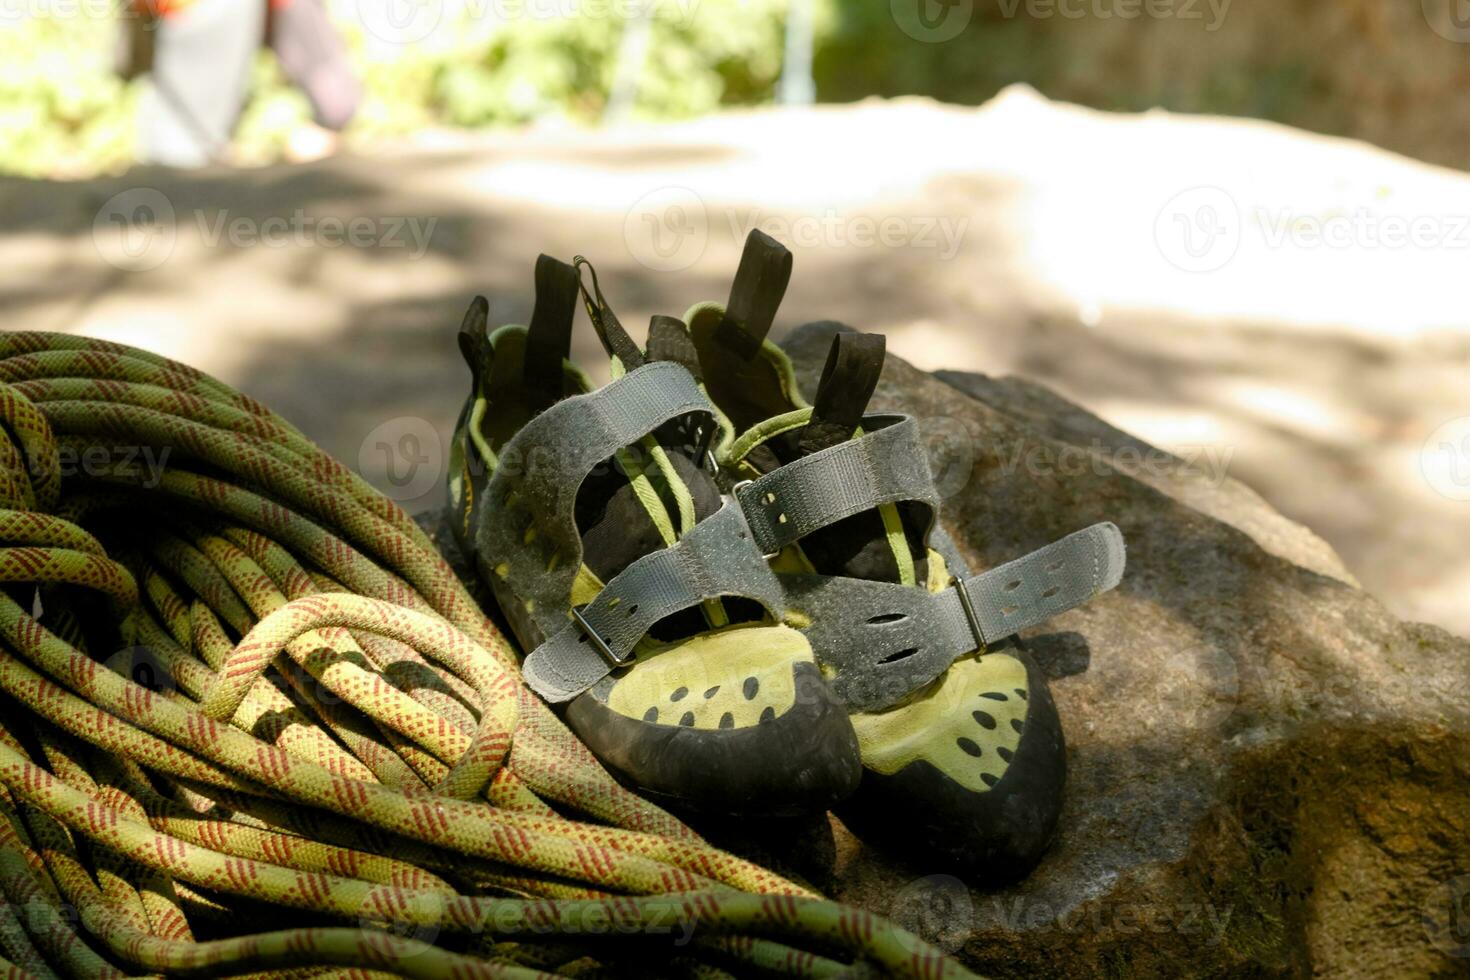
[567,661,862,819]
[484,558,862,818]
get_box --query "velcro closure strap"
[492,361,710,534]
[786,522,1126,712]
[955,522,1126,647]
[522,502,785,703]
[733,415,939,556]
[481,360,717,646]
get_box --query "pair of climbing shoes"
[448,231,1126,882]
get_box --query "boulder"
[780,322,1470,979]
[420,321,1470,977]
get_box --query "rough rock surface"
[782,323,1470,979]
[421,321,1470,978]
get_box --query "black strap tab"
[645,315,702,380]
[718,229,792,360]
[573,255,644,370]
[526,255,580,411]
[456,295,492,386]
[799,331,885,456]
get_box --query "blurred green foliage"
[0,1,1349,180]
[0,0,792,178]
[816,3,1053,106]
[0,18,137,177]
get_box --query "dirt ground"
[4,87,1468,636]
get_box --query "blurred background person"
[117,0,360,167]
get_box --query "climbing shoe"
[661,230,1127,881]
[446,253,862,817]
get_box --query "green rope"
[0,333,978,980]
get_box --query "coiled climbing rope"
[0,332,977,979]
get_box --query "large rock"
[777,323,1470,979]
[421,322,1470,978]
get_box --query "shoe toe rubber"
[839,649,1065,884]
[565,624,863,817]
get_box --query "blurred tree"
[780,0,816,105]
[815,1,1059,107]
[0,0,1395,178]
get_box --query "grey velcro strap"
[787,522,1126,712]
[480,361,714,642]
[522,502,785,703]
[491,360,710,531]
[955,521,1126,647]
[733,415,939,556]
